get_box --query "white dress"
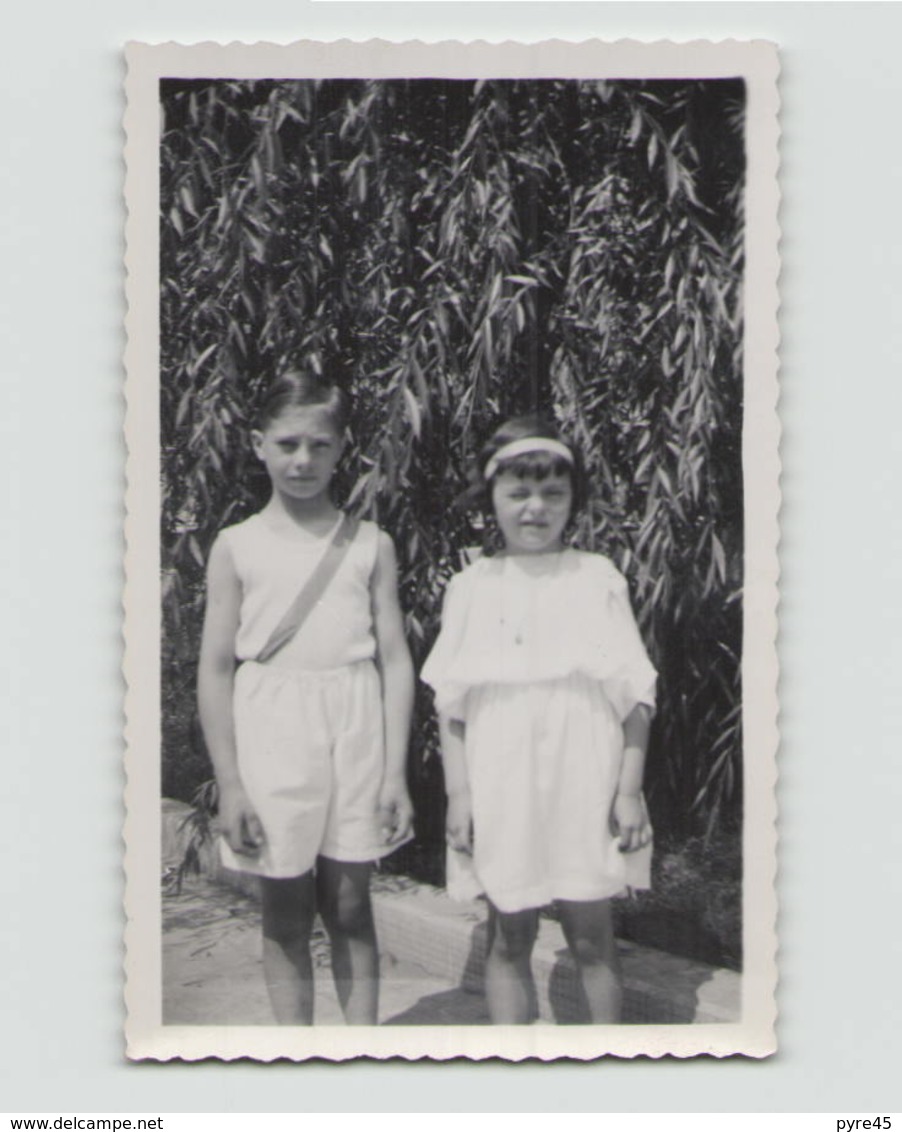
[421,550,657,913]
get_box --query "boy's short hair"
[254,369,349,434]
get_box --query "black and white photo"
[124,37,779,1061]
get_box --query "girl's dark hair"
[254,370,349,433]
[472,414,588,517]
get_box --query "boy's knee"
[261,876,315,945]
[263,905,314,946]
[320,890,374,939]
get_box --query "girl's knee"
[566,934,617,969]
[558,900,618,969]
[490,911,538,962]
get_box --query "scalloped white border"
[124,37,779,1062]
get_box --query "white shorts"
[219,659,388,878]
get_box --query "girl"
[421,416,656,1024]
[197,371,414,1025]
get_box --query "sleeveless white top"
[218,514,379,670]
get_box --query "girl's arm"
[197,536,264,856]
[612,702,654,852]
[439,714,473,854]
[371,530,415,845]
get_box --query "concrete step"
[162,876,490,1026]
[162,798,739,1025]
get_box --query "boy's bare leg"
[260,873,317,1024]
[484,905,539,1024]
[558,898,622,1022]
[316,857,378,1025]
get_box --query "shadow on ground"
[382,987,489,1025]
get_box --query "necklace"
[499,552,565,646]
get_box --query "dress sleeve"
[420,572,470,722]
[598,563,657,721]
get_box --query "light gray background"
[2,0,899,1113]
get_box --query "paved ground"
[161,798,741,1028]
[162,877,490,1026]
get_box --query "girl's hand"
[378,778,414,846]
[218,784,265,857]
[611,792,652,853]
[446,791,474,855]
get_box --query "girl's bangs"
[494,450,572,481]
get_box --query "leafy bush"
[615,830,743,970]
[160,78,745,854]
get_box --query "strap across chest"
[255,513,361,664]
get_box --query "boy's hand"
[611,792,652,853]
[446,791,474,855]
[219,785,265,856]
[378,779,414,846]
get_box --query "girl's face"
[491,468,573,555]
[251,405,343,503]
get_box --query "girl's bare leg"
[484,904,539,1024]
[558,899,622,1023]
[261,873,317,1024]
[316,857,379,1025]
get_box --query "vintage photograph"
[124,39,779,1061]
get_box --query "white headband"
[484,437,574,481]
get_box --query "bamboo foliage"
[160,78,745,841]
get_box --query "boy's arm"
[197,536,264,855]
[371,530,415,844]
[612,702,654,852]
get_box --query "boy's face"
[491,469,573,555]
[251,405,343,502]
